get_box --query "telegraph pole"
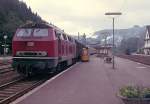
[78,32,80,40]
[3,35,8,63]
[83,33,86,45]
[112,17,115,69]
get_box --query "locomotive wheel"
[49,67,57,74]
[72,59,76,64]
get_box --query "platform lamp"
[105,12,122,69]
[3,35,7,56]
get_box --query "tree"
[0,0,43,54]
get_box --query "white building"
[144,26,150,55]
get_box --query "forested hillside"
[0,0,43,54]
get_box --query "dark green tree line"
[0,0,43,54]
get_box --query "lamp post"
[105,12,122,69]
[3,35,7,56]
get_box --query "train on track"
[12,22,86,76]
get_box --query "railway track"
[0,68,14,74]
[0,77,48,104]
[0,61,78,104]
[0,64,12,69]
[0,62,11,66]
[117,54,150,66]
[0,65,13,74]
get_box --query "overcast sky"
[22,0,150,36]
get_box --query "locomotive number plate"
[27,42,34,47]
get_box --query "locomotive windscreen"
[33,29,48,37]
[17,29,49,37]
[17,29,32,37]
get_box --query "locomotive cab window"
[33,29,48,37]
[17,29,32,37]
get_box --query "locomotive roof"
[20,22,64,33]
[19,22,84,45]
[20,22,53,28]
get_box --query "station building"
[144,26,150,55]
[94,44,113,57]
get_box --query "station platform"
[12,56,150,104]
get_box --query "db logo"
[27,42,34,47]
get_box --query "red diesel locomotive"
[12,23,85,76]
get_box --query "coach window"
[60,33,64,40]
[68,36,71,42]
[63,34,67,40]
[70,37,73,42]
[72,39,75,43]
[33,29,48,37]
[66,35,69,41]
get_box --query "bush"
[120,86,140,98]
[142,88,150,98]
[120,86,150,99]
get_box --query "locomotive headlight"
[40,51,47,56]
[16,51,23,56]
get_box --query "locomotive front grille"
[16,51,47,57]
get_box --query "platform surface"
[13,56,150,104]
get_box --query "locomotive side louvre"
[55,30,76,65]
[56,31,66,61]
